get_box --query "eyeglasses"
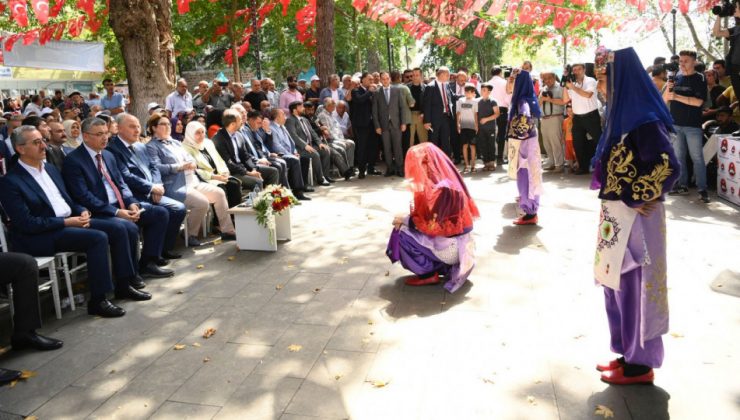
[87,131,108,137]
[157,122,171,126]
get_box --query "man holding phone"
[201,79,234,111]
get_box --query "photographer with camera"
[539,72,565,171]
[561,63,601,175]
[663,50,710,203]
[712,0,740,100]
[201,78,234,111]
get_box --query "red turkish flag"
[506,0,520,22]
[679,0,689,13]
[658,0,673,12]
[39,25,56,44]
[534,4,554,25]
[23,30,39,46]
[5,34,22,52]
[177,0,192,14]
[570,0,587,5]
[473,19,491,38]
[68,15,86,37]
[586,13,602,30]
[9,0,29,27]
[552,7,572,29]
[569,11,589,30]
[518,1,536,25]
[237,39,250,57]
[471,0,488,11]
[486,0,507,15]
[50,0,66,18]
[76,0,95,16]
[545,0,564,4]
[32,0,50,24]
[86,16,102,33]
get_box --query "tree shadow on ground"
[494,224,544,255]
[588,384,670,420]
[377,276,474,319]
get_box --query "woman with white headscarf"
[62,119,83,150]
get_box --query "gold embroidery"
[603,144,637,195]
[509,115,533,139]
[631,153,673,201]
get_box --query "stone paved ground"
[0,168,738,420]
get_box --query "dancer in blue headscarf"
[591,47,679,385]
[507,69,543,225]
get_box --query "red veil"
[405,143,480,237]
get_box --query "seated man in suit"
[303,102,353,182]
[0,126,148,318]
[62,118,174,282]
[267,108,314,196]
[316,98,355,170]
[285,101,330,186]
[107,113,185,261]
[237,107,310,200]
[230,104,288,187]
[0,252,63,352]
[212,109,279,189]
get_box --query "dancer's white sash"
[507,139,521,179]
[594,200,637,291]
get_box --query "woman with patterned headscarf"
[591,47,679,385]
[386,142,479,292]
[507,69,543,225]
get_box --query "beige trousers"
[185,182,235,235]
[409,111,428,146]
[541,115,564,168]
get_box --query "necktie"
[247,132,260,157]
[441,83,449,114]
[385,87,390,104]
[300,119,312,141]
[230,134,241,162]
[96,153,126,209]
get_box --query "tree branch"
[650,4,673,54]
[682,13,718,61]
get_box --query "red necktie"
[96,153,126,210]
[441,82,449,114]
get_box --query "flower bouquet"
[252,185,300,243]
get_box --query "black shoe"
[295,192,312,201]
[11,331,63,351]
[319,180,330,186]
[186,236,202,247]
[668,186,689,196]
[162,251,182,259]
[140,262,174,279]
[369,168,383,176]
[343,169,354,181]
[0,368,22,385]
[699,190,710,203]
[384,170,394,177]
[398,170,405,178]
[304,186,315,192]
[130,275,147,290]
[115,286,152,301]
[220,232,237,241]
[358,172,366,179]
[88,299,126,317]
[155,258,170,267]
[325,177,336,183]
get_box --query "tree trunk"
[109,0,175,123]
[682,13,719,62]
[228,0,241,83]
[367,48,380,73]
[250,0,262,79]
[315,0,335,85]
[352,9,361,73]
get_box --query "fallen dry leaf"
[203,357,211,363]
[594,404,615,418]
[288,344,303,352]
[227,256,235,261]
[173,344,186,350]
[361,338,371,344]
[19,370,37,380]
[202,328,217,339]
[287,264,295,269]
[534,380,542,384]
[196,264,205,269]
[384,271,390,276]
[192,342,201,348]
[176,291,184,295]
[313,288,321,293]
[527,395,537,405]
[573,334,585,340]
[482,377,495,385]
[670,332,684,338]
[109,369,116,375]
[275,284,284,290]
[339,257,349,265]
[367,380,390,388]
[334,374,343,380]
[367,320,374,325]
[25,416,38,420]
[8,380,17,388]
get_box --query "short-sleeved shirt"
[165,90,193,116]
[100,92,125,111]
[207,92,234,110]
[720,86,740,123]
[670,72,707,127]
[456,97,478,130]
[477,98,498,129]
[567,77,599,115]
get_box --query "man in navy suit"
[107,113,186,262]
[0,125,147,318]
[62,118,174,281]
[422,66,455,156]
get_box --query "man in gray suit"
[372,71,411,177]
[284,101,330,186]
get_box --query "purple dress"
[595,122,679,368]
[386,216,475,293]
[508,102,542,215]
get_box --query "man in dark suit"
[302,102,352,182]
[107,113,185,261]
[372,71,412,177]
[212,109,278,190]
[285,101,330,186]
[422,66,455,156]
[0,252,63,351]
[350,73,381,178]
[0,125,147,318]
[240,109,310,200]
[62,118,174,281]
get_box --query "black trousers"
[478,124,497,163]
[429,114,453,156]
[572,110,602,171]
[0,252,41,333]
[219,177,245,208]
[232,173,263,193]
[354,125,375,174]
[495,107,509,162]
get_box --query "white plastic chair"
[183,208,210,247]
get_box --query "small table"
[227,206,292,251]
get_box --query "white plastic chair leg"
[59,255,76,311]
[49,260,62,320]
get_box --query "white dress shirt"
[4,137,14,157]
[165,90,194,116]
[84,144,119,205]
[18,160,72,217]
[489,75,512,108]
[567,76,599,115]
[230,133,241,163]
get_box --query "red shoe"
[513,215,538,225]
[600,366,654,385]
[596,359,623,372]
[405,273,440,286]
